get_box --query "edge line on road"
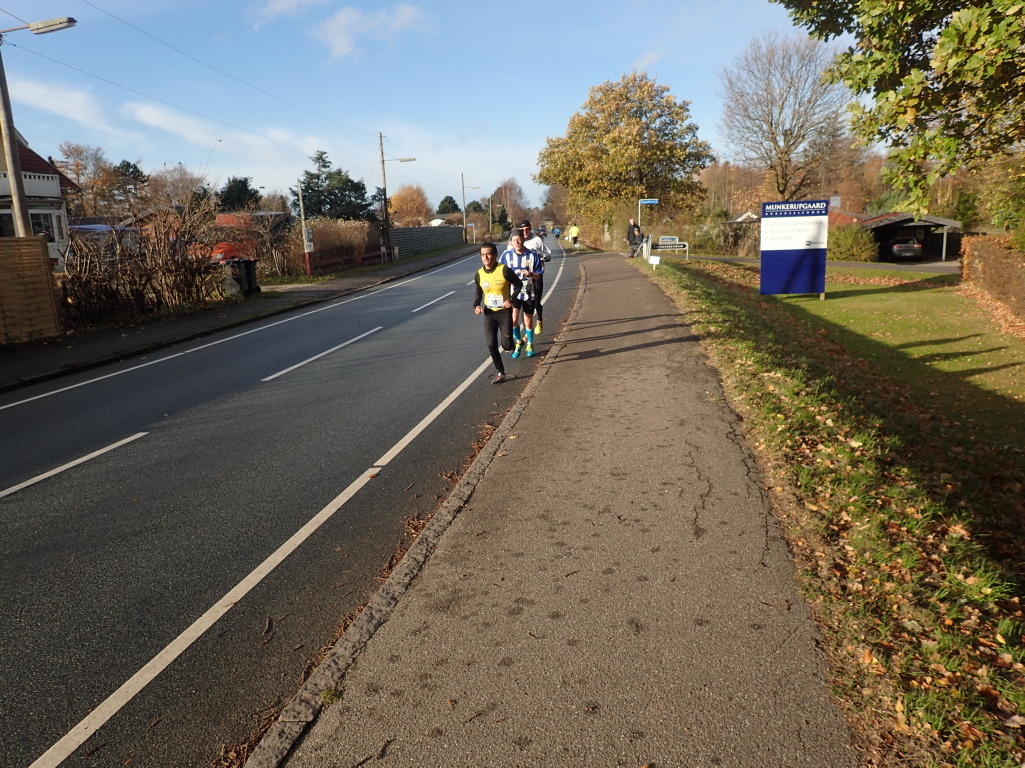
[26,465,381,768]
[261,327,384,382]
[0,432,149,499]
[411,290,455,313]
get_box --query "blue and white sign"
[760,200,829,295]
[639,198,659,205]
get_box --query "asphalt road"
[0,239,578,768]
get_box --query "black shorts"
[512,297,537,314]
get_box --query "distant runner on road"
[474,242,523,384]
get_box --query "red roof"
[15,140,79,191]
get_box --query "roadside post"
[297,177,312,276]
[759,200,829,300]
[638,198,658,235]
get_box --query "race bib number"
[485,294,505,309]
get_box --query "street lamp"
[378,132,414,262]
[460,173,478,243]
[0,17,77,237]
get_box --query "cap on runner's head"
[516,220,531,230]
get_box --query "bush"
[60,199,224,330]
[827,224,877,262]
[279,218,380,276]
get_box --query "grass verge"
[642,258,1025,767]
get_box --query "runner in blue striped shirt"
[499,232,544,358]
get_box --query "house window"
[30,212,55,241]
[0,212,14,238]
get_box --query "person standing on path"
[626,218,643,258]
[499,232,543,359]
[568,223,580,248]
[474,242,522,384]
[515,219,551,335]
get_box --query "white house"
[0,131,77,270]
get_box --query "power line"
[77,0,375,136]
[8,41,373,166]
[0,6,28,25]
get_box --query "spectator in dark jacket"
[626,218,643,258]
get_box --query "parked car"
[888,237,924,261]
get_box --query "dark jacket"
[627,223,643,244]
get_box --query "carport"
[859,212,962,261]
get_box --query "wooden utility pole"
[379,133,392,262]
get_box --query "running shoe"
[525,344,535,357]
[511,342,522,359]
[492,372,506,384]
[534,320,543,335]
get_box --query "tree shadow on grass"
[689,265,1025,580]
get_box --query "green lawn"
[784,269,1025,446]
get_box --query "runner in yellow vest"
[473,242,523,384]
[568,223,580,248]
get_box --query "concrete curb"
[0,246,479,395]
[244,260,586,768]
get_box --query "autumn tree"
[55,142,115,218]
[541,185,569,225]
[718,32,850,201]
[536,72,712,223]
[699,161,766,219]
[389,183,433,226]
[776,0,1025,210]
[491,178,529,227]
[146,164,210,209]
[800,124,887,212]
[436,195,460,214]
[291,151,376,221]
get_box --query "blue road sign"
[639,199,659,205]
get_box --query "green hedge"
[827,224,878,262]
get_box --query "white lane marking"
[377,248,567,468]
[261,327,383,382]
[375,358,493,467]
[1,254,479,413]
[27,246,566,768]
[28,465,381,768]
[465,279,474,285]
[0,432,149,499]
[411,291,455,313]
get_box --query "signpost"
[638,198,658,236]
[759,199,829,299]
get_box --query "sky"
[0,0,802,211]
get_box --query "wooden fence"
[0,237,61,343]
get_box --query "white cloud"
[314,4,426,58]
[632,50,663,71]
[9,77,137,140]
[256,0,329,19]
[117,101,380,193]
